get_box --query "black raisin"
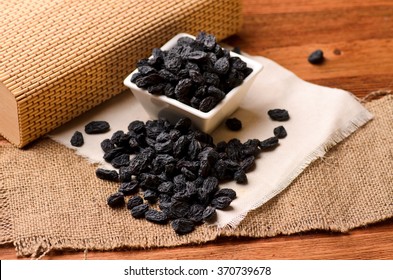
[308,49,324,65]
[95,168,119,182]
[214,57,230,75]
[164,52,182,72]
[174,117,192,134]
[170,200,190,218]
[118,181,139,195]
[127,195,143,210]
[128,120,146,134]
[268,109,290,121]
[143,189,158,203]
[199,96,218,112]
[85,121,110,134]
[131,203,149,218]
[70,131,84,147]
[138,65,157,75]
[111,154,130,168]
[225,118,242,131]
[119,166,132,182]
[171,218,195,235]
[273,126,287,139]
[207,86,225,101]
[211,196,232,209]
[158,181,174,194]
[189,69,204,84]
[234,169,248,184]
[186,50,207,61]
[107,192,125,208]
[103,147,127,162]
[229,56,247,71]
[214,188,237,200]
[202,206,216,222]
[145,209,168,224]
[240,156,255,172]
[188,204,205,224]
[259,136,279,150]
[101,139,114,152]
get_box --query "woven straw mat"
[0,0,242,147]
[0,94,392,258]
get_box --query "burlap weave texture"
[0,95,392,258]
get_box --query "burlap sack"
[0,94,392,258]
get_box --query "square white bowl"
[124,33,263,133]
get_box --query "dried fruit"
[85,121,110,134]
[131,203,149,218]
[214,188,237,200]
[145,209,168,224]
[308,49,324,65]
[171,218,195,235]
[70,131,84,147]
[273,126,287,139]
[100,139,114,152]
[107,192,125,208]
[225,118,242,131]
[259,136,279,150]
[199,96,218,112]
[211,196,232,209]
[127,195,143,210]
[202,206,216,222]
[98,116,287,235]
[95,168,119,182]
[267,109,290,121]
[118,181,139,195]
[131,32,252,112]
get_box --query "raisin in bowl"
[124,33,263,133]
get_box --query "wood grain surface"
[1,0,392,259]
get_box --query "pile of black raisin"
[96,117,286,235]
[130,32,253,112]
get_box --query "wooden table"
[1,0,392,259]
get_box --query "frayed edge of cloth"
[223,108,374,230]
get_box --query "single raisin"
[127,195,143,210]
[145,209,168,224]
[225,118,242,131]
[118,181,139,195]
[211,196,232,209]
[95,168,119,182]
[308,49,324,65]
[131,203,149,218]
[107,192,125,208]
[259,136,279,150]
[70,131,84,147]
[85,121,110,134]
[268,109,290,121]
[202,206,216,222]
[273,126,287,139]
[171,218,195,235]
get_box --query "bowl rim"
[124,33,263,120]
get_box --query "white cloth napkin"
[50,56,373,229]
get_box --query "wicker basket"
[0,0,242,147]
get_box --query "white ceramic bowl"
[124,33,263,133]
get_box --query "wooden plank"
[226,6,393,48]
[242,0,393,14]
[1,218,393,260]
